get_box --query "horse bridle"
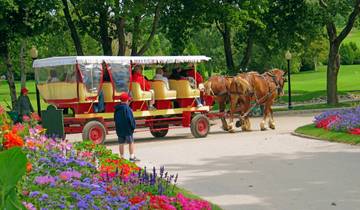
[265,71,283,95]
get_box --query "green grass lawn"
[280,64,360,103]
[295,124,360,145]
[344,28,360,46]
[0,80,49,111]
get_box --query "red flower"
[316,115,339,129]
[26,162,32,173]
[129,196,145,205]
[349,128,360,135]
[3,132,24,149]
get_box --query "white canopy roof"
[33,56,211,68]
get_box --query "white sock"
[130,154,135,159]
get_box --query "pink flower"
[79,151,93,158]
[34,175,56,185]
[59,170,82,181]
[23,115,31,122]
[22,202,36,210]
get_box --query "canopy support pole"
[35,82,41,117]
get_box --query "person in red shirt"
[132,65,151,91]
[131,65,155,109]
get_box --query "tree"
[0,0,55,108]
[67,0,163,56]
[319,0,360,105]
[61,0,84,55]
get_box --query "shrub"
[340,42,360,65]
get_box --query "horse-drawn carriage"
[33,56,212,144]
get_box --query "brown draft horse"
[228,69,286,131]
[204,75,251,131]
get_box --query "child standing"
[114,92,140,162]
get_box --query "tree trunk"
[99,7,112,55]
[117,17,126,56]
[221,23,235,73]
[240,25,254,69]
[327,42,340,105]
[320,0,360,105]
[20,40,26,88]
[131,15,141,56]
[137,2,161,55]
[3,44,17,108]
[62,0,84,55]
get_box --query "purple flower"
[84,194,93,201]
[77,200,88,209]
[92,204,100,210]
[71,192,81,200]
[29,191,40,197]
[39,193,49,201]
[34,176,56,185]
[315,107,360,132]
[90,190,104,196]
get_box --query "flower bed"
[314,106,360,135]
[0,106,212,210]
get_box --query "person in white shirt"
[153,67,169,89]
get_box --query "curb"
[291,131,326,141]
[273,107,354,116]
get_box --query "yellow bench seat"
[131,82,152,101]
[169,80,200,98]
[149,81,176,100]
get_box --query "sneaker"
[129,157,140,162]
[149,105,156,110]
[197,103,203,108]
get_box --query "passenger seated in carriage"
[184,63,205,90]
[153,67,169,89]
[47,69,60,83]
[131,65,156,110]
[169,65,203,107]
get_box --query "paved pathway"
[69,114,360,210]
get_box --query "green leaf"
[3,188,25,210]
[0,147,27,195]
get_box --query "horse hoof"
[235,120,243,128]
[269,125,275,130]
[228,129,236,133]
[261,127,267,131]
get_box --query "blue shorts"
[118,135,134,144]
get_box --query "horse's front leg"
[260,104,270,131]
[268,104,275,130]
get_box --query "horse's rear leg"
[219,96,230,131]
[228,94,238,132]
[239,101,252,131]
